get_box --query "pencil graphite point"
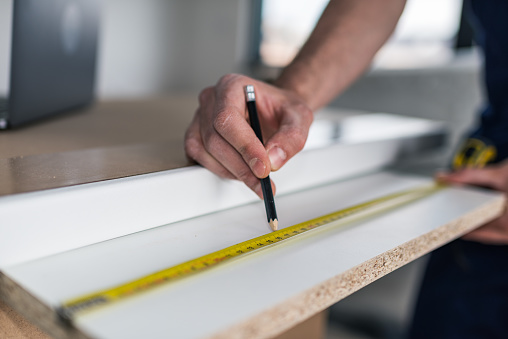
[269,219,278,231]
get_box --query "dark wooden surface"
[0,96,196,196]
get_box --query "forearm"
[274,0,406,111]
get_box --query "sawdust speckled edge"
[0,273,92,339]
[0,195,504,339]
[207,195,506,339]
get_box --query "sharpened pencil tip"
[269,219,278,231]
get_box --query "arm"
[276,0,406,110]
[185,0,406,197]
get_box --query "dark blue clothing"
[409,1,508,338]
[409,240,508,339]
[468,0,508,163]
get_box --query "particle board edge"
[0,272,91,339]
[207,194,505,339]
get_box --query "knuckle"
[184,136,202,159]
[218,73,241,86]
[235,165,254,183]
[215,167,234,180]
[295,102,314,125]
[198,87,214,104]
[287,127,308,152]
[202,132,221,153]
[214,164,236,179]
[213,109,234,133]
[237,144,249,157]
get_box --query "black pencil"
[244,85,278,231]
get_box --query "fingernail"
[268,147,286,171]
[249,158,266,178]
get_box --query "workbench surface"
[0,96,194,196]
[1,97,503,339]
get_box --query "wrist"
[273,69,316,111]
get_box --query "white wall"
[97,0,251,98]
[0,0,252,98]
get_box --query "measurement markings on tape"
[57,183,442,321]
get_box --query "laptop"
[0,0,100,129]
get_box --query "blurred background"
[0,0,481,150]
[0,0,484,338]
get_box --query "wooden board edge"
[1,195,504,339]
[0,299,51,339]
[0,272,91,339]
[208,195,506,339]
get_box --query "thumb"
[264,104,313,171]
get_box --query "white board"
[0,113,445,268]
[3,172,503,339]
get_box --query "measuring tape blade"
[57,183,442,321]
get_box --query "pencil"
[244,85,278,231]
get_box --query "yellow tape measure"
[57,183,443,321]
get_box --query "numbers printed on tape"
[57,184,442,321]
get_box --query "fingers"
[185,112,266,198]
[463,228,508,244]
[199,82,270,189]
[211,106,270,178]
[187,79,271,198]
[209,77,273,178]
[436,166,507,191]
[200,127,265,197]
[443,162,508,244]
[462,215,508,244]
[185,112,235,180]
[264,101,313,171]
[435,162,508,245]
[185,73,314,196]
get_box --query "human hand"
[436,161,508,245]
[185,74,313,198]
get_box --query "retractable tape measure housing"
[453,138,497,169]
